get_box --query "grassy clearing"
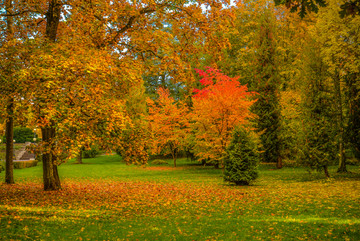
[1,155,360,240]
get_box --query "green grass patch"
[1,155,360,240]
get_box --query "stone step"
[19,151,35,160]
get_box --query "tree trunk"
[334,73,347,173]
[4,0,15,185]
[41,127,61,191]
[5,98,14,184]
[324,165,330,178]
[76,148,83,164]
[171,147,177,167]
[173,156,176,167]
[346,73,360,161]
[39,0,62,191]
[276,156,283,169]
[45,0,61,42]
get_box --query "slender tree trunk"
[276,156,283,169]
[4,0,15,185]
[346,74,360,161]
[41,126,61,191]
[173,156,176,167]
[5,98,15,184]
[171,145,177,167]
[324,165,330,178]
[334,73,347,173]
[76,148,83,164]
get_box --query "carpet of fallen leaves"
[1,177,360,240]
[1,180,251,219]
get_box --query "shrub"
[151,159,169,165]
[224,128,259,185]
[13,160,38,169]
[13,127,36,143]
[116,124,149,165]
[83,146,100,159]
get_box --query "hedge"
[13,160,38,169]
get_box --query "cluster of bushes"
[82,146,101,159]
[1,127,38,143]
[151,159,169,165]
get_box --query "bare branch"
[0,9,43,17]
[104,7,157,47]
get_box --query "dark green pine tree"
[251,11,282,168]
[224,128,259,186]
[300,42,337,178]
[345,73,360,161]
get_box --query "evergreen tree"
[315,0,360,171]
[224,128,259,186]
[300,42,337,178]
[345,73,360,161]
[251,10,282,168]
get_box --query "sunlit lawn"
[1,155,360,240]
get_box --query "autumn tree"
[274,0,360,18]
[117,84,150,166]
[315,0,360,172]
[191,67,256,168]
[299,39,337,178]
[0,0,15,184]
[147,88,190,167]
[0,0,31,184]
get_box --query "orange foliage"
[192,67,256,166]
[147,88,190,167]
[0,1,235,188]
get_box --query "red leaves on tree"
[191,67,257,165]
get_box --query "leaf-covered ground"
[1,156,360,240]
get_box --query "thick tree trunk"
[39,0,62,191]
[45,0,61,41]
[41,127,61,191]
[5,99,14,184]
[334,73,347,173]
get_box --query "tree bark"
[5,98,15,184]
[334,73,347,173]
[45,0,61,42]
[4,0,15,185]
[346,73,360,161]
[41,126,61,191]
[39,0,62,191]
[324,165,330,178]
[171,145,177,167]
[276,156,283,169]
[76,148,83,164]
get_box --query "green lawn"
[1,155,360,240]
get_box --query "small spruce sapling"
[224,128,259,185]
